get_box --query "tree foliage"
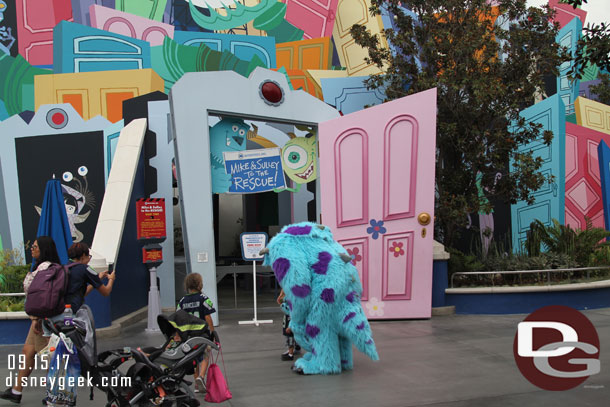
[350,0,569,247]
[590,72,610,105]
[564,0,610,77]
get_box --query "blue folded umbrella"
[36,179,73,265]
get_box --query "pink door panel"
[565,122,607,230]
[320,88,437,319]
[16,0,73,66]
[285,0,339,39]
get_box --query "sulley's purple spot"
[291,284,311,298]
[311,347,317,356]
[286,299,293,311]
[273,258,290,283]
[284,226,312,235]
[312,251,332,275]
[356,322,365,330]
[343,312,356,323]
[306,324,320,338]
[320,288,335,303]
[341,360,348,364]
[366,339,373,345]
[346,291,357,303]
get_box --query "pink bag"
[205,346,232,403]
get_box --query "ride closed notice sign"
[240,232,268,261]
[136,198,166,242]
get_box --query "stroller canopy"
[158,310,209,341]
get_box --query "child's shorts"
[282,314,293,337]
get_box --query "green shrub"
[0,265,30,293]
[0,296,25,312]
[524,218,610,265]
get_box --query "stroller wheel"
[179,400,200,407]
[104,398,121,407]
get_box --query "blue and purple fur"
[262,222,379,374]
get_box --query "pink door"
[285,0,339,39]
[319,88,437,319]
[565,122,606,230]
[16,0,73,66]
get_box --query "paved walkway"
[0,307,608,406]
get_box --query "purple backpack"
[25,263,75,318]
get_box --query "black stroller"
[44,307,218,406]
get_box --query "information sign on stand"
[136,198,166,242]
[238,232,272,326]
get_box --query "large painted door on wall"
[332,0,385,76]
[575,97,610,135]
[556,18,581,111]
[511,94,566,252]
[284,0,339,39]
[598,140,610,233]
[565,122,606,230]
[16,0,73,66]
[319,88,437,319]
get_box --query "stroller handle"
[42,318,85,336]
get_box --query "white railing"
[450,266,610,288]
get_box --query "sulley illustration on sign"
[210,117,250,193]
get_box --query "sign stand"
[238,232,272,326]
[136,198,166,333]
[146,265,162,333]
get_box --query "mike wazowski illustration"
[209,117,250,193]
[275,132,317,193]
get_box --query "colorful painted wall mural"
[0,0,608,327]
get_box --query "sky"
[527,0,610,27]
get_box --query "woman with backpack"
[1,236,61,404]
[39,241,116,336]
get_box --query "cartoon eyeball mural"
[281,135,317,184]
[63,171,74,182]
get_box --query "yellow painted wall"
[35,69,164,123]
[575,97,610,135]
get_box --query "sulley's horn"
[259,247,269,255]
[339,253,352,263]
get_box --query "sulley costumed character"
[260,222,379,374]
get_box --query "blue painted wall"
[598,140,610,235]
[0,319,31,345]
[53,20,151,73]
[173,31,276,68]
[321,76,386,115]
[432,260,448,308]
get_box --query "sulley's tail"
[339,302,379,361]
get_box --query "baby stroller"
[44,307,218,406]
[140,310,220,376]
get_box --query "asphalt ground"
[0,304,608,406]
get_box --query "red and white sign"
[136,198,166,241]
[142,247,163,264]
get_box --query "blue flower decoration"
[366,219,387,240]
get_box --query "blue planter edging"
[445,285,610,314]
[0,316,31,345]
